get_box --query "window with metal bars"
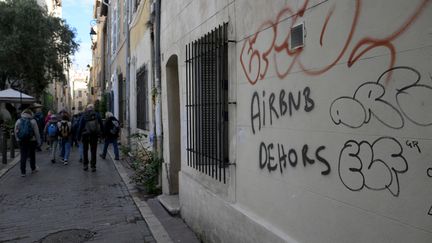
[185,23,229,183]
[136,65,149,130]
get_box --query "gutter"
[154,0,163,157]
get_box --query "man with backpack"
[58,113,72,165]
[14,109,41,177]
[77,104,103,172]
[100,112,120,160]
[44,114,59,163]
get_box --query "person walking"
[78,104,103,172]
[58,113,72,165]
[44,110,53,150]
[44,114,59,163]
[14,109,41,177]
[33,107,45,151]
[100,112,120,160]
[71,112,83,162]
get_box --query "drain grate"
[36,229,95,243]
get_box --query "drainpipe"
[154,0,162,157]
[125,0,131,146]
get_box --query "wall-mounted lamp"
[90,27,97,36]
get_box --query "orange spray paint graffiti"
[239,0,430,85]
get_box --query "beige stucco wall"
[161,0,432,242]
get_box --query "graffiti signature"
[330,66,432,129]
[338,137,408,197]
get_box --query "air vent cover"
[290,23,304,50]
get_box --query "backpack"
[47,122,58,137]
[17,118,34,141]
[59,121,70,138]
[84,112,100,135]
[110,119,120,135]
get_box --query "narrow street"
[0,145,155,242]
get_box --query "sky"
[62,0,94,71]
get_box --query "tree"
[0,0,78,98]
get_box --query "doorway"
[166,55,180,194]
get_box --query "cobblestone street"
[0,146,155,242]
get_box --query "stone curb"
[0,156,20,179]
[107,150,173,243]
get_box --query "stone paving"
[0,145,155,242]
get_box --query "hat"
[22,109,33,116]
[31,103,43,108]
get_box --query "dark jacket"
[77,110,103,140]
[103,116,120,139]
[71,113,82,140]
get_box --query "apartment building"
[92,0,432,242]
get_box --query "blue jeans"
[60,138,71,161]
[50,139,58,161]
[78,141,83,160]
[102,138,119,159]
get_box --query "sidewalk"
[0,146,156,242]
[0,150,20,179]
[106,148,200,243]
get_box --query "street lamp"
[89,19,100,45]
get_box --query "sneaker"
[51,159,56,164]
[114,158,120,161]
[99,154,105,159]
[21,173,26,177]
[63,160,68,165]
[31,169,38,174]
[83,166,88,171]
[91,167,96,172]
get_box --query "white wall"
[130,30,153,134]
[161,0,432,242]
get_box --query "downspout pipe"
[154,0,162,157]
[126,0,131,146]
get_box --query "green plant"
[127,133,162,194]
[120,145,131,156]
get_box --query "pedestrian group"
[14,104,121,177]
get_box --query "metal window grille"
[136,66,149,130]
[185,23,229,183]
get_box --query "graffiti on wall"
[240,0,430,85]
[259,142,330,175]
[330,66,432,129]
[243,0,432,215]
[338,137,408,197]
[251,86,329,176]
[250,87,314,134]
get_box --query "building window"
[78,90,82,97]
[185,23,229,183]
[136,65,149,130]
[78,101,82,110]
[118,73,125,125]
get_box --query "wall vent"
[290,23,305,50]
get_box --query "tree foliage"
[0,0,79,97]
